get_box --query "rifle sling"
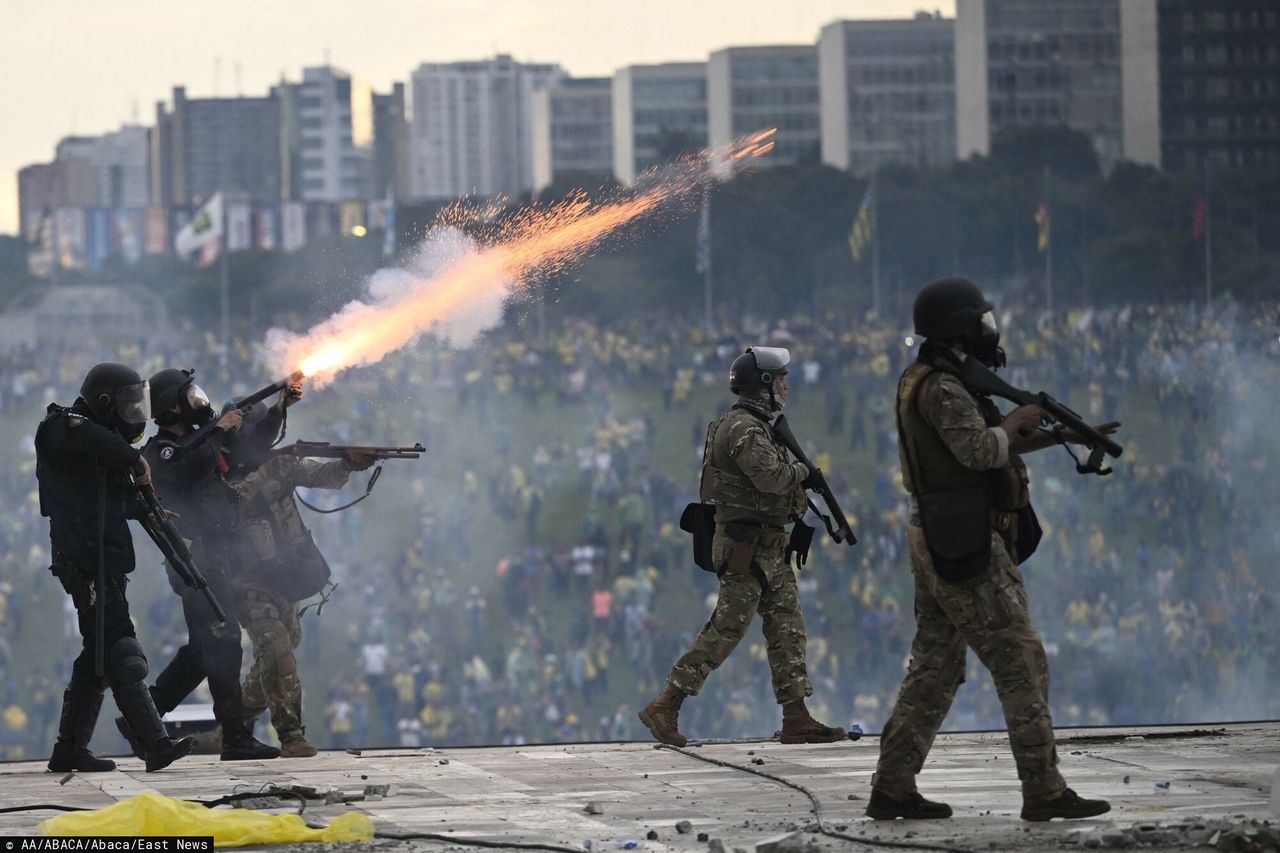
[296,464,383,514]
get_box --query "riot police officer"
[639,347,845,746]
[36,363,196,772]
[868,278,1116,821]
[117,368,279,761]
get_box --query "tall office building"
[708,46,820,166]
[819,15,956,176]
[279,66,375,202]
[612,63,708,184]
[17,159,96,241]
[54,125,151,210]
[531,77,614,194]
[409,55,566,200]
[954,0,1160,168]
[373,83,411,199]
[1157,1,1280,172]
[151,86,282,206]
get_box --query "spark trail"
[263,129,778,385]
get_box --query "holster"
[679,502,717,573]
[919,486,991,583]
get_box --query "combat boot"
[638,684,688,747]
[866,788,953,820]
[779,700,846,744]
[279,733,318,758]
[112,682,197,772]
[220,722,281,761]
[48,685,116,773]
[1021,788,1110,822]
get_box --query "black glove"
[801,465,824,490]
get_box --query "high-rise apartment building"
[708,46,820,167]
[17,159,96,240]
[531,77,614,194]
[409,55,566,200]
[612,63,708,184]
[954,0,1160,168]
[277,66,375,203]
[151,86,282,206]
[1157,1,1280,172]
[819,15,956,176]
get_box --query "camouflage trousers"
[874,525,1065,798]
[668,529,812,704]
[237,585,305,740]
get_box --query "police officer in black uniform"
[119,367,279,761]
[36,363,197,772]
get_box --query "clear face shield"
[751,346,791,379]
[113,380,150,443]
[975,310,1007,368]
[183,382,216,428]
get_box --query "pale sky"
[0,0,955,236]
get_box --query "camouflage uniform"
[873,359,1065,799]
[230,454,352,742]
[667,398,812,703]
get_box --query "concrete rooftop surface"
[1,724,1277,851]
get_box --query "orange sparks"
[274,131,777,384]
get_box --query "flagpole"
[702,191,713,330]
[1044,165,1053,315]
[1204,162,1213,305]
[870,173,881,317]
[219,244,230,370]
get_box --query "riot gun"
[771,415,857,546]
[275,441,425,460]
[232,371,305,412]
[133,481,227,623]
[272,441,425,514]
[953,355,1123,476]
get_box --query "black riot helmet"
[729,346,791,410]
[79,362,151,442]
[149,367,215,428]
[912,276,1005,368]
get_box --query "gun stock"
[772,415,857,546]
[135,483,227,623]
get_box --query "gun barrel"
[236,371,305,411]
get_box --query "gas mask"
[103,380,151,443]
[970,310,1007,369]
[156,381,216,429]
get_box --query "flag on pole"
[1035,201,1050,252]
[174,192,224,257]
[382,189,397,258]
[1192,197,1207,240]
[848,185,875,261]
[695,191,711,274]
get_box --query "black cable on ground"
[658,744,978,853]
[0,804,89,813]
[374,830,584,852]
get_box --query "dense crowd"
[1,295,1278,759]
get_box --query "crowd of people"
[1,294,1278,759]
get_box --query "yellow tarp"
[40,791,374,847]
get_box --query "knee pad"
[107,637,149,684]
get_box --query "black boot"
[866,788,954,820]
[1021,788,1111,822]
[48,686,116,773]
[112,682,197,772]
[114,684,160,761]
[220,722,281,761]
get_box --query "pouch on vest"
[720,522,760,576]
[919,486,991,582]
[262,530,331,601]
[786,518,815,569]
[1014,502,1043,565]
[679,502,717,573]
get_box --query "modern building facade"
[954,0,1160,168]
[820,14,956,176]
[151,86,282,207]
[1156,0,1280,172]
[708,45,820,167]
[282,66,375,202]
[17,159,96,241]
[409,55,566,200]
[612,62,708,184]
[531,77,614,194]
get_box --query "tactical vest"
[897,362,1030,511]
[699,408,807,521]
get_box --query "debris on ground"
[676,820,693,834]
[1063,818,1280,850]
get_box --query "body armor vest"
[699,408,807,523]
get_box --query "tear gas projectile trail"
[263,129,778,386]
